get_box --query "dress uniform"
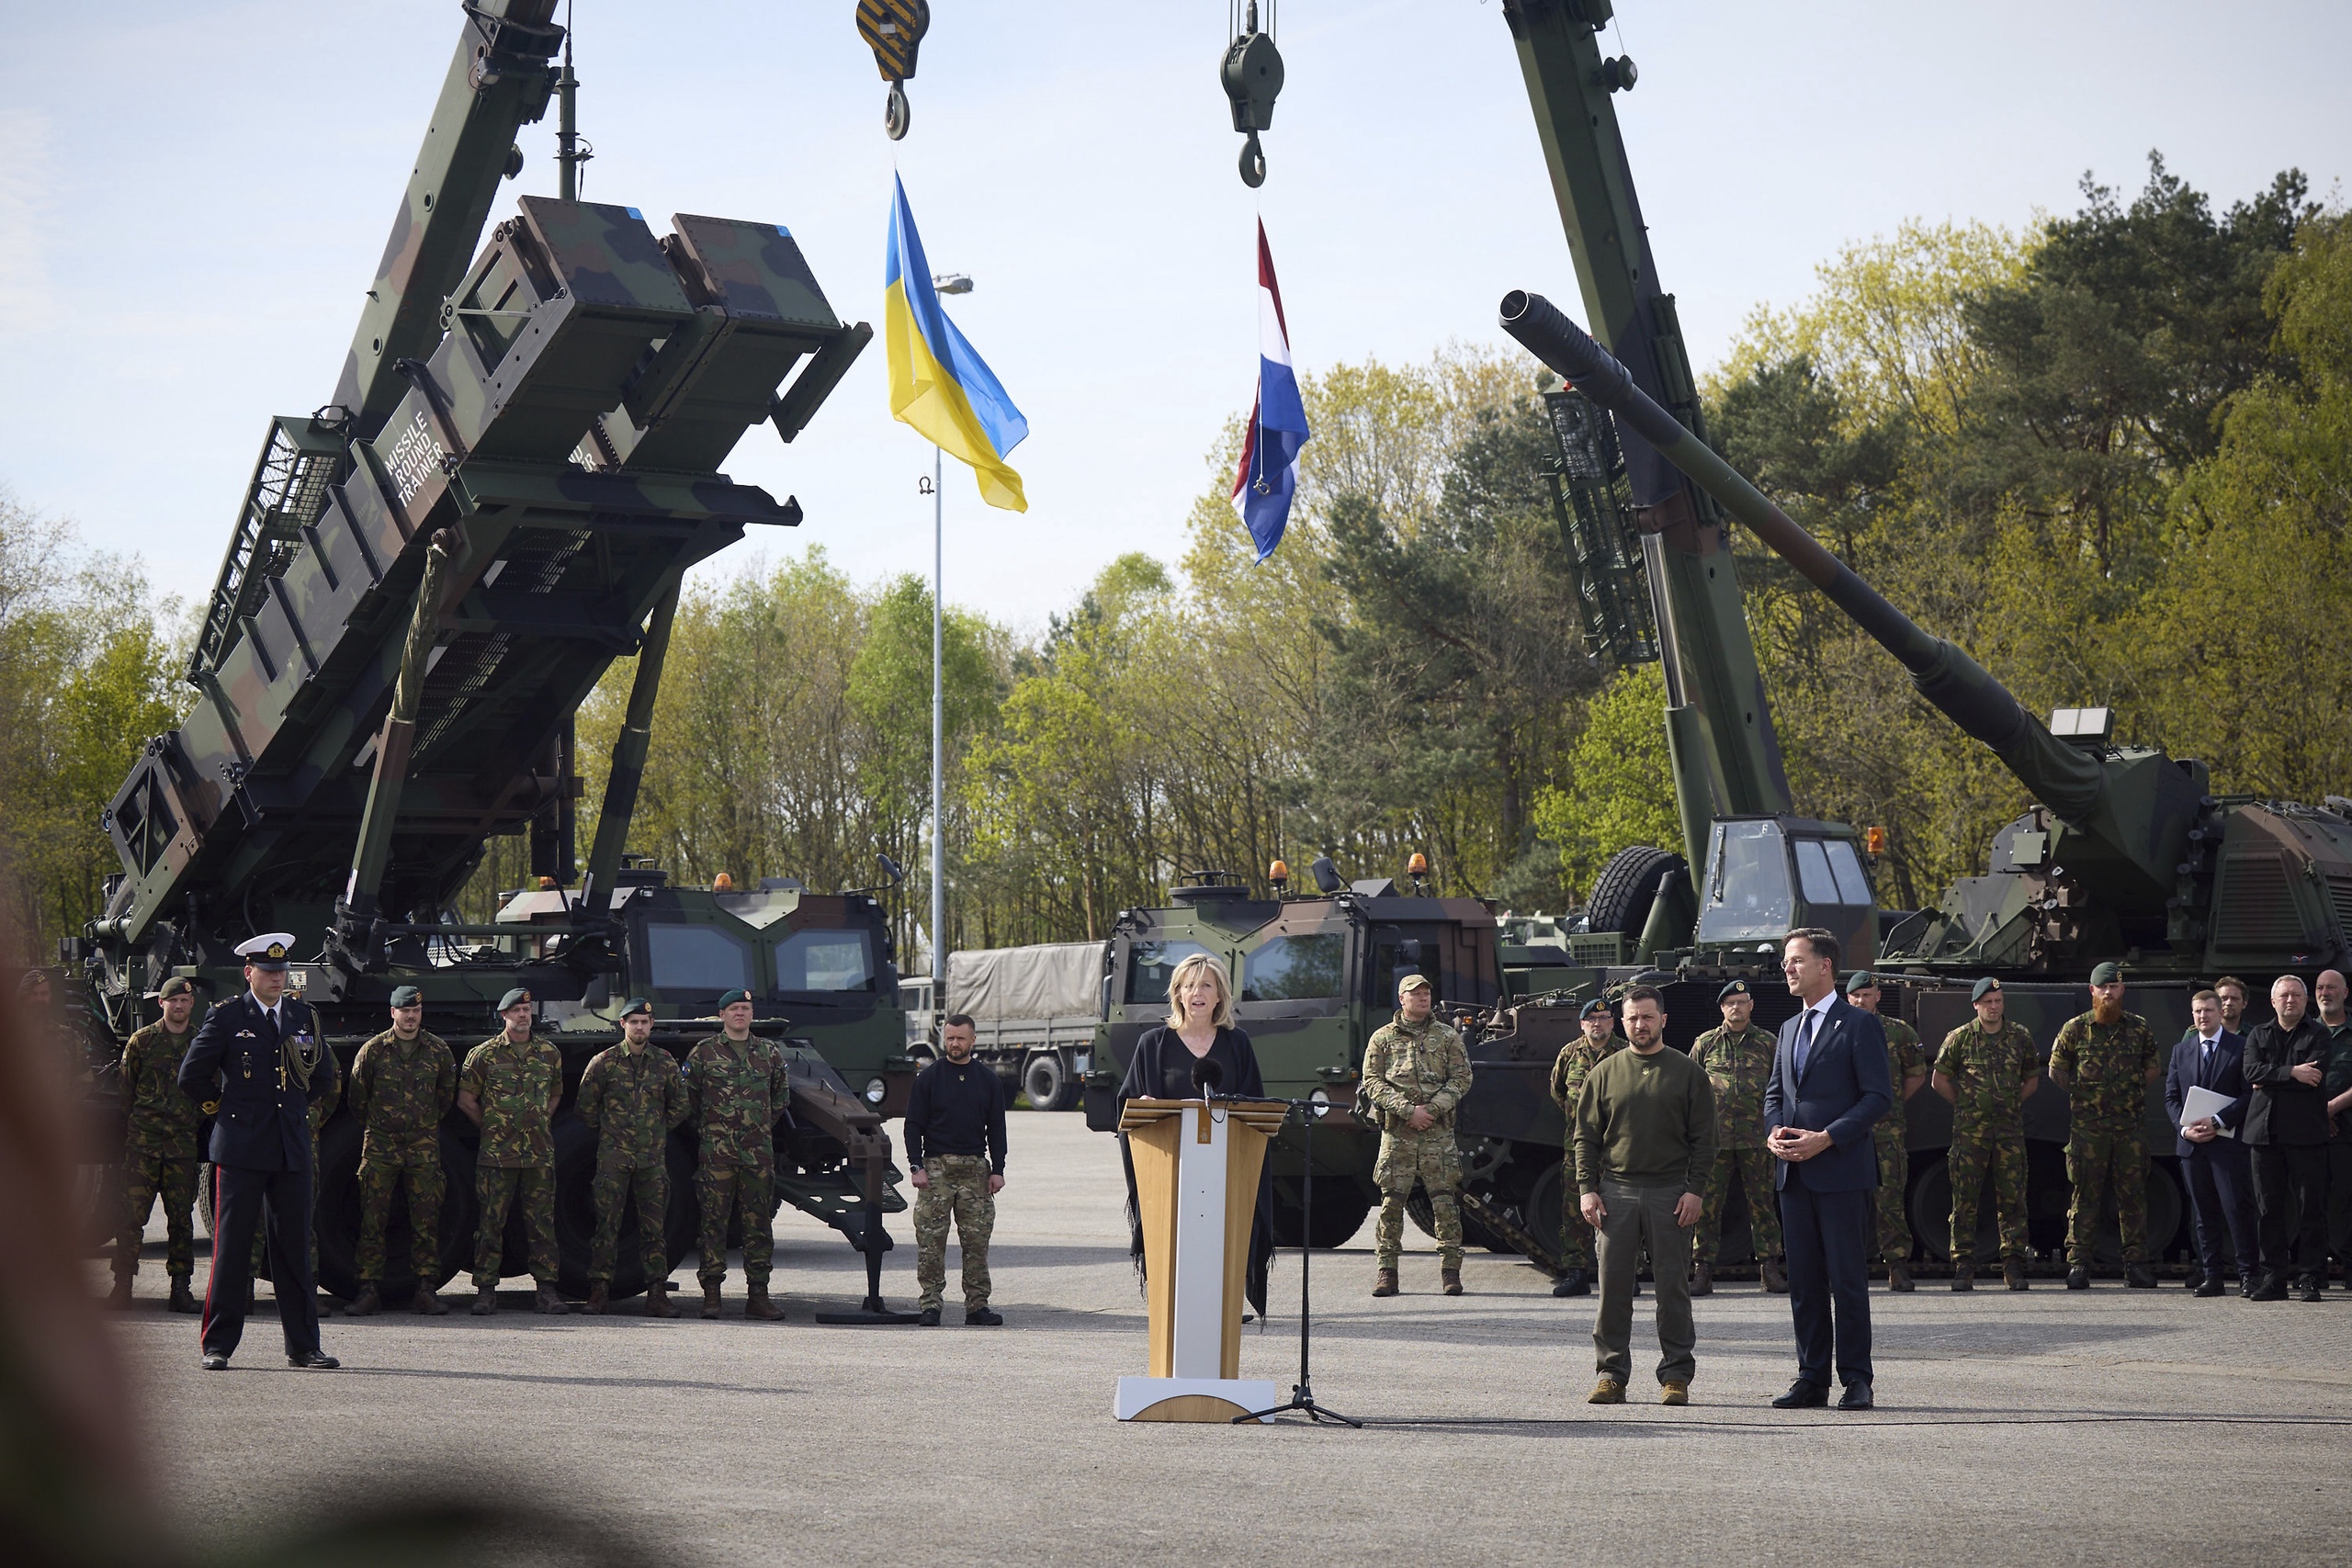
[176,934,340,1370]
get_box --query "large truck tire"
[1022,1051,1079,1111]
[313,1114,470,1300]
[1587,844,1682,936]
[1268,1176,1374,1249]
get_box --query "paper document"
[2180,1085,2237,1138]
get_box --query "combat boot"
[1371,1269,1398,1298]
[2002,1258,2029,1291]
[106,1271,133,1311]
[1888,1261,1914,1293]
[2126,1264,2156,1289]
[584,1282,609,1315]
[535,1283,566,1314]
[643,1282,678,1319]
[168,1277,198,1314]
[744,1284,785,1321]
[1951,1261,1974,1292]
[1441,1268,1463,1297]
[1550,1269,1589,1298]
[1689,1260,1714,1297]
[346,1283,382,1317]
[701,1281,723,1318]
[2066,1265,2089,1291]
[413,1285,448,1315]
[1759,1258,1789,1294]
[471,1284,498,1316]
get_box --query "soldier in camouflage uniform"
[575,998,690,1317]
[1932,977,2043,1291]
[1549,998,1622,1298]
[2046,961,2164,1290]
[1363,973,1475,1297]
[1692,979,1787,1296]
[685,988,791,1321]
[107,977,205,1313]
[1845,972,1929,1291]
[345,986,456,1316]
[458,988,564,1315]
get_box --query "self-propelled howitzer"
[1500,288,2352,981]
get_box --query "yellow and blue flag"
[884,175,1029,511]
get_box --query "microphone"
[1192,1056,1226,1099]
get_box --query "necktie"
[1795,1010,1819,1077]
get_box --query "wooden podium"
[1114,1097,1289,1423]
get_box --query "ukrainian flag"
[885,175,1029,511]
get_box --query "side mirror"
[1310,854,1343,895]
[876,852,906,886]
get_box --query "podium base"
[1115,1376,1282,1424]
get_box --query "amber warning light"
[1864,827,1888,857]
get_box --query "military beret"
[619,997,653,1019]
[17,969,49,998]
[497,987,533,1012]
[1971,976,2002,1001]
[2088,961,2122,986]
[157,976,195,1000]
[1397,973,1433,994]
[1844,970,1876,995]
[389,985,423,1008]
[718,988,753,1008]
[1579,998,1610,1020]
[1717,980,1749,1002]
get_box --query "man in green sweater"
[1575,985,1716,1407]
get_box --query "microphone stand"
[1235,1097,1360,1427]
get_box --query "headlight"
[1309,1088,1333,1118]
[864,1077,888,1105]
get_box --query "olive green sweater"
[1573,1044,1717,1195]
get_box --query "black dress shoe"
[2296,1277,2324,1303]
[2183,1268,2205,1292]
[287,1349,340,1370]
[1770,1381,1829,1409]
[1837,1381,1874,1411]
[2247,1273,2289,1302]
[200,1351,230,1371]
[2193,1280,2226,1298]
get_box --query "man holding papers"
[2165,989,2258,1298]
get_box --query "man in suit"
[177,934,341,1371]
[1763,928,1894,1411]
[2242,974,2332,1302]
[2165,987,2259,1298]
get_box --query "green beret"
[2088,961,2122,986]
[158,976,195,1000]
[1844,971,1876,995]
[1579,998,1610,1020]
[1972,977,2002,1002]
[497,987,533,1012]
[389,985,423,1008]
[1717,979,1749,1002]
[718,988,752,1009]
[619,998,653,1019]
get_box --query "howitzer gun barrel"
[1498,290,2106,826]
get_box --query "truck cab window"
[1241,934,1344,1001]
[1124,940,1216,1007]
[644,922,753,995]
[1696,819,1796,943]
[774,929,875,993]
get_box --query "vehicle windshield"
[1696,820,1795,943]
[773,928,876,993]
[1240,934,1344,1001]
[644,921,754,995]
[1124,940,1217,1007]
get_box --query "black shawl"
[1115,1024,1275,1315]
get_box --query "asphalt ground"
[106,1115,2352,1567]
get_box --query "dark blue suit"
[179,991,338,1359]
[1763,995,1894,1389]
[2165,1029,2258,1282]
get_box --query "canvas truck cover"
[946,942,1103,1022]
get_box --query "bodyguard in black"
[902,1031,1011,1173]
[2241,974,2332,1302]
[178,934,342,1369]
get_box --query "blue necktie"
[1795,1010,1819,1078]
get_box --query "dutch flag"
[1231,221,1310,562]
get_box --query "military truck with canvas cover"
[934,942,1104,1111]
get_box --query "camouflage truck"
[68,1,914,1305]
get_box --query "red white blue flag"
[1230,221,1309,562]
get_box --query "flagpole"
[931,442,945,1004]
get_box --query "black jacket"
[904,1056,1009,1173]
[2241,1014,2330,1146]
[179,991,338,1171]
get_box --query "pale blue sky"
[3,1,2346,633]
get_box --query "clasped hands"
[1769,1124,1832,1163]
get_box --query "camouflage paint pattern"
[912,1154,995,1311]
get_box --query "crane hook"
[1220,5,1283,189]
[885,81,911,141]
[1238,130,1267,189]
